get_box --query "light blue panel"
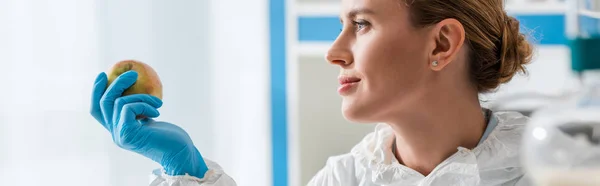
[298,17,341,42]
[269,0,288,185]
[513,14,566,45]
[298,14,577,45]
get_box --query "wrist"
[163,145,208,179]
[182,146,209,178]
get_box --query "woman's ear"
[429,18,466,71]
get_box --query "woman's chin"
[341,102,375,124]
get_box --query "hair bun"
[497,15,534,84]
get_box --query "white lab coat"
[148,111,531,186]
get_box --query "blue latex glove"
[90,70,208,178]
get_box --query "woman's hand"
[89,71,208,178]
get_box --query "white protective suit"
[148,111,531,186]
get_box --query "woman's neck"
[387,90,487,176]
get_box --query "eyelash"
[353,20,370,32]
[340,20,370,33]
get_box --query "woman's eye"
[353,20,370,32]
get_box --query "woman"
[90,0,534,185]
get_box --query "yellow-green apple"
[106,60,163,100]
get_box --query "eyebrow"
[340,8,375,21]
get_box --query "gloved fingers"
[138,117,156,125]
[113,94,163,124]
[119,102,160,129]
[113,102,160,147]
[100,70,138,130]
[91,72,109,129]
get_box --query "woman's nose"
[325,37,353,67]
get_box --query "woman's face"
[328,0,434,123]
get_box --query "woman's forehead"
[339,0,406,19]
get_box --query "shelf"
[296,1,568,17]
[505,2,566,14]
[297,42,332,56]
[581,9,600,19]
[296,2,339,17]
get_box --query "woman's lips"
[338,76,361,85]
[338,76,361,95]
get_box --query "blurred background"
[0,0,595,185]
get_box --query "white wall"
[296,56,375,185]
[0,0,110,185]
[0,0,272,186]
[482,46,582,111]
[209,0,272,186]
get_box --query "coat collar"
[350,111,527,185]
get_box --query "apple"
[106,60,163,100]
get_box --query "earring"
[432,61,439,67]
